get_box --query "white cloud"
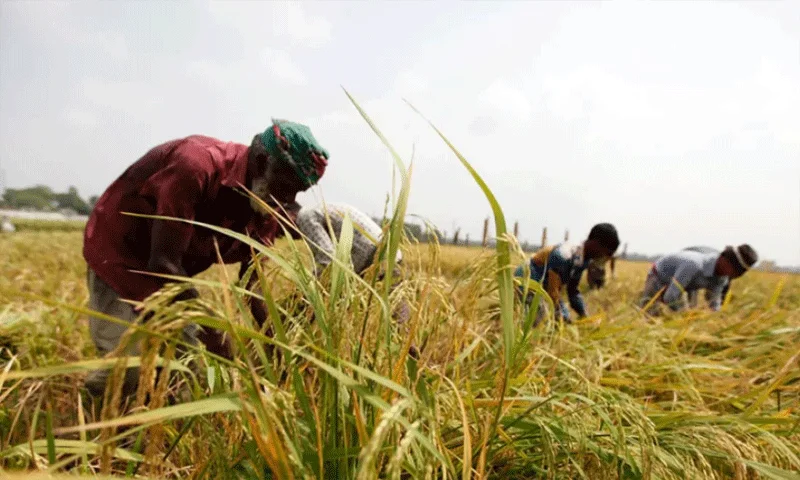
[478,80,531,121]
[468,115,498,136]
[272,2,332,48]
[263,48,308,86]
[80,78,162,116]
[64,109,99,130]
[394,71,429,96]
[92,30,128,59]
[539,61,800,158]
[208,1,332,48]
[6,2,128,59]
[186,59,232,88]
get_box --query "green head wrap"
[260,119,329,186]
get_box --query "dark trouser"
[638,267,667,315]
[515,284,551,326]
[85,268,198,398]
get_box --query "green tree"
[3,185,55,210]
[53,186,91,215]
[3,185,92,215]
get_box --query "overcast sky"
[1,1,798,265]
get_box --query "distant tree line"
[0,185,97,215]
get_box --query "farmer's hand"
[197,327,233,360]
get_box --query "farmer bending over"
[682,246,733,307]
[82,120,329,398]
[295,202,410,323]
[514,223,621,324]
[638,244,757,315]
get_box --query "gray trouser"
[85,269,197,398]
[638,270,666,315]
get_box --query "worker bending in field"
[83,119,329,398]
[295,202,410,324]
[682,246,732,306]
[514,223,621,324]
[638,244,757,315]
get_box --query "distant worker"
[638,244,758,314]
[295,202,410,323]
[82,120,330,398]
[514,223,621,324]
[1,216,15,233]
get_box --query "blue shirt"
[654,250,729,311]
[514,242,589,320]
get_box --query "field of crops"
[1,106,799,479]
[1,222,799,479]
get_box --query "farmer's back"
[84,135,277,302]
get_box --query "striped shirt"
[653,250,728,311]
[295,203,402,275]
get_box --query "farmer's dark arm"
[278,201,303,240]
[239,260,269,328]
[566,268,587,318]
[147,219,199,302]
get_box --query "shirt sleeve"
[566,266,587,318]
[663,263,699,310]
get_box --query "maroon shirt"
[84,135,288,302]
